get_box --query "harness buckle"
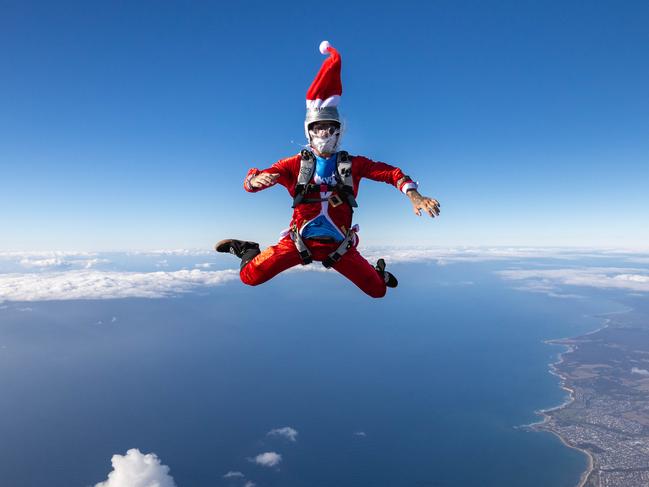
[328,194,343,207]
[321,226,357,269]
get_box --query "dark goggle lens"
[310,124,339,135]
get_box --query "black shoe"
[215,239,261,268]
[375,258,398,288]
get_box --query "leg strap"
[322,227,356,269]
[290,226,313,265]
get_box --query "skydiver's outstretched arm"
[355,156,441,218]
[243,155,299,193]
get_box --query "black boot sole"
[215,239,237,253]
[385,272,398,288]
[215,239,261,262]
[375,258,398,288]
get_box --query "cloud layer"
[360,246,649,265]
[0,269,238,302]
[0,251,111,271]
[498,267,649,294]
[3,248,649,303]
[95,449,176,487]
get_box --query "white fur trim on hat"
[306,95,341,109]
[319,40,331,55]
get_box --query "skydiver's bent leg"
[332,248,387,298]
[240,237,302,286]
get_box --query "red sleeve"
[243,154,300,193]
[352,155,416,193]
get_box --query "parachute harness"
[290,149,359,267]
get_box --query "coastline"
[529,306,635,487]
[532,369,594,487]
[532,342,595,487]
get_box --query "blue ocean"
[0,256,629,487]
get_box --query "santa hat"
[305,41,342,133]
[306,40,342,109]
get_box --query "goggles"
[309,122,340,136]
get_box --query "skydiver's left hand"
[407,190,440,218]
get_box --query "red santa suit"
[239,153,416,298]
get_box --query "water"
[0,261,611,487]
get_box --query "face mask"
[309,128,341,154]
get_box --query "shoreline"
[531,344,595,487]
[528,306,634,487]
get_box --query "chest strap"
[290,225,313,265]
[293,150,358,208]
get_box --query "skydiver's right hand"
[250,172,280,188]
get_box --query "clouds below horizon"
[498,267,649,295]
[0,269,238,303]
[15,254,110,270]
[95,449,176,487]
[361,246,649,265]
[3,248,649,303]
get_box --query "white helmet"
[305,107,343,153]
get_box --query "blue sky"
[1,0,647,251]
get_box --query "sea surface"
[0,258,628,487]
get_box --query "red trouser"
[240,236,387,298]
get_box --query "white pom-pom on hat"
[319,40,332,55]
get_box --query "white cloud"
[244,482,256,487]
[223,471,245,478]
[18,256,110,270]
[20,257,69,268]
[95,448,176,487]
[498,267,649,294]
[353,431,367,437]
[360,247,613,265]
[0,251,95,259]
[632,367,649,376]
[6,247,649,267]
[251,452,282,467]
[5,248,649,304]
[127,249,212,257]
[0,269,239,303]
[358,246,649,267]
[82,258,110,268]
[267,426,298,442]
